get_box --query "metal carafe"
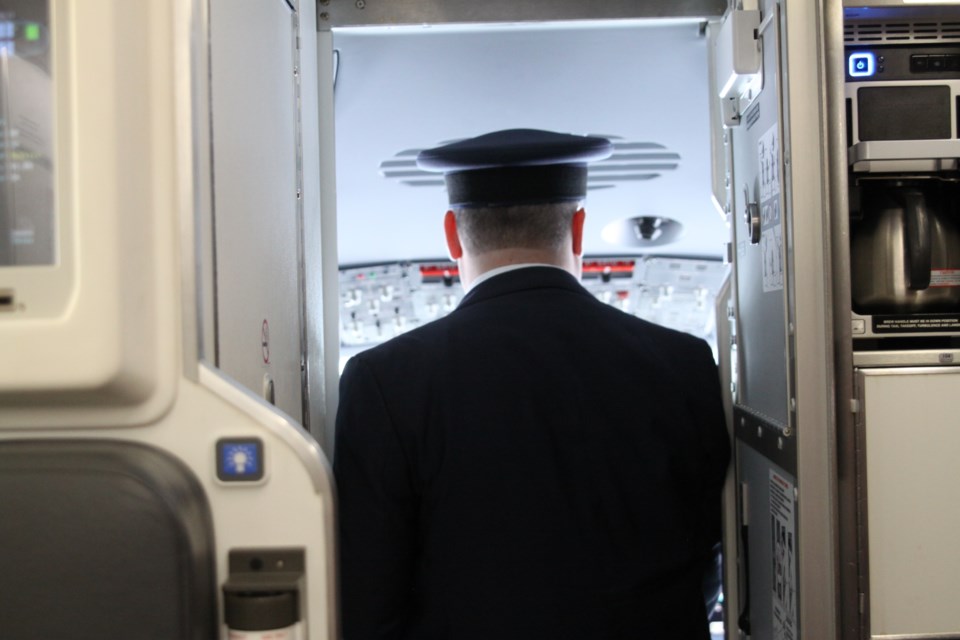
[851,179,960,315]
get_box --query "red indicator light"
[419,265,460,278]
[582,260,636,280]
[582,260,635,274]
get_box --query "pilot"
[334,129,730,640]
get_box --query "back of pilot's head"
[417,129,612,255]
[452,201,579,254]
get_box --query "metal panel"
[738,442,799,640]
[210,0,303,423]
[729,1,791,429]
[320,0,727,29]
[859,368,960,639]
[736,407,797,476]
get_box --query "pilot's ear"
[571,208,586,257]
[443,210,463,260]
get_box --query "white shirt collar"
[466,263,568,292]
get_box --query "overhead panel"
[320,0,727,29]
[378,139,682,189]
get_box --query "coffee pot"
[850,179,960,315]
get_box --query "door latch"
[743,185,761,245]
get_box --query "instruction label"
[873,314,960,334]
[770,470,797,640]
[758,125,784,293]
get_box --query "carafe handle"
[901,189,931,291]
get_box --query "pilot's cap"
[416,129,613,208]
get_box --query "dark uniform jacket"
[334,266,731,640]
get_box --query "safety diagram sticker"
[758,125,784,293]
[930,269,960,288]
[770,470,797,640]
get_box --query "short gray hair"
[454,201,579,255]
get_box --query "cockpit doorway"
[318,3,734,638]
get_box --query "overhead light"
[635,216,665,242]
[601,215,683,248]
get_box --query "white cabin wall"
[209,0,304,423]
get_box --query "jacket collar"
[456,265,588,310]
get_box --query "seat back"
[0,440,217,639]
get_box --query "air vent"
[844,21,960,44]
[378,135,681,191]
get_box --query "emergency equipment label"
[770,470,797,640]
[758,125,784,293]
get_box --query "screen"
[0,1,54,267]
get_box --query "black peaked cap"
[416,129,613,208]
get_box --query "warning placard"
[872,314,960,334]
[770,470,797,640]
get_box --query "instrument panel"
[339,256,729,364]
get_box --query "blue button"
[848,52,875,78]
[217,438,265,482]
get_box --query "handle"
[901,189,931,291]
[743,185,761,245]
